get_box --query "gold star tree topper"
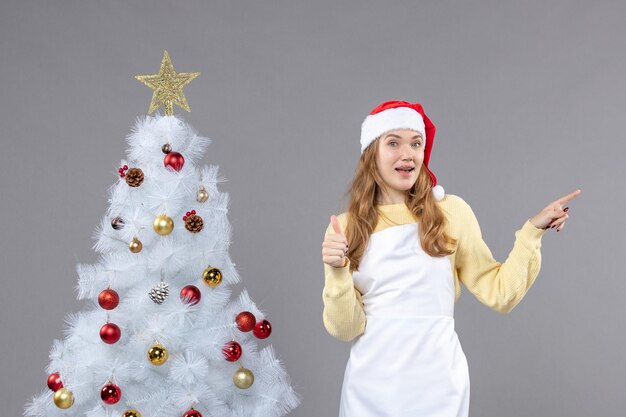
[135,51,200,116]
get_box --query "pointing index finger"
[557,189,582,205]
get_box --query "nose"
[401,144,413,160]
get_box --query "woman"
[321,100,580,417]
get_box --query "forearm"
[459,219,546,313]
[322,262,366,341]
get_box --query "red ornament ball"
[235,311,256,332]
[222,341,242,362]
[164,151,185,172]
[180,285,201,305]
[253,320,272,339]
[183,408,203,417]
[98,289,119,310]
[47,372,63,391]
[100,323,121,344]
[101,383,122,404]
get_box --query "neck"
[377,190,407,205]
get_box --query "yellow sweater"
[322,193,547,342]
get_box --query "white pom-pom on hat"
[432,184,445,201]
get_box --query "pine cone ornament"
[183,211,203,233]
[125,168,144,187]
[149,282,169,304]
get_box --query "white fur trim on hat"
[360,107,426,153]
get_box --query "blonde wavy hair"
[344,136,457,272]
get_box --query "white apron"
[339,224,470,417]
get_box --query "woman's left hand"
[529,189,581,232]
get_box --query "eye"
[387,141,398,147]
[411,142,421,148]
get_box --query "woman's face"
[375,129,425,204]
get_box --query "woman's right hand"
[322,215,349,268]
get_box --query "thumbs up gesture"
[322,215,350,268]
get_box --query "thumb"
[330,215,344,235]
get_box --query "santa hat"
[360,100,445,201]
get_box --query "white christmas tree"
[24,51,300,417]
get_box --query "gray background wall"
[1,1,624,416]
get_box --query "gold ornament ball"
[53,387,74,409]
[147,343,169,366]
[129,238,143,253]
[233,367,254,389]
[153,214,174,236]
[197,186,209,203]
[123,409,142,417]
[202,266,222,288]
[162,143,172,154]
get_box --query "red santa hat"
[360,100,444,201]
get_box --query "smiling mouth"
[395,168,414,173]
